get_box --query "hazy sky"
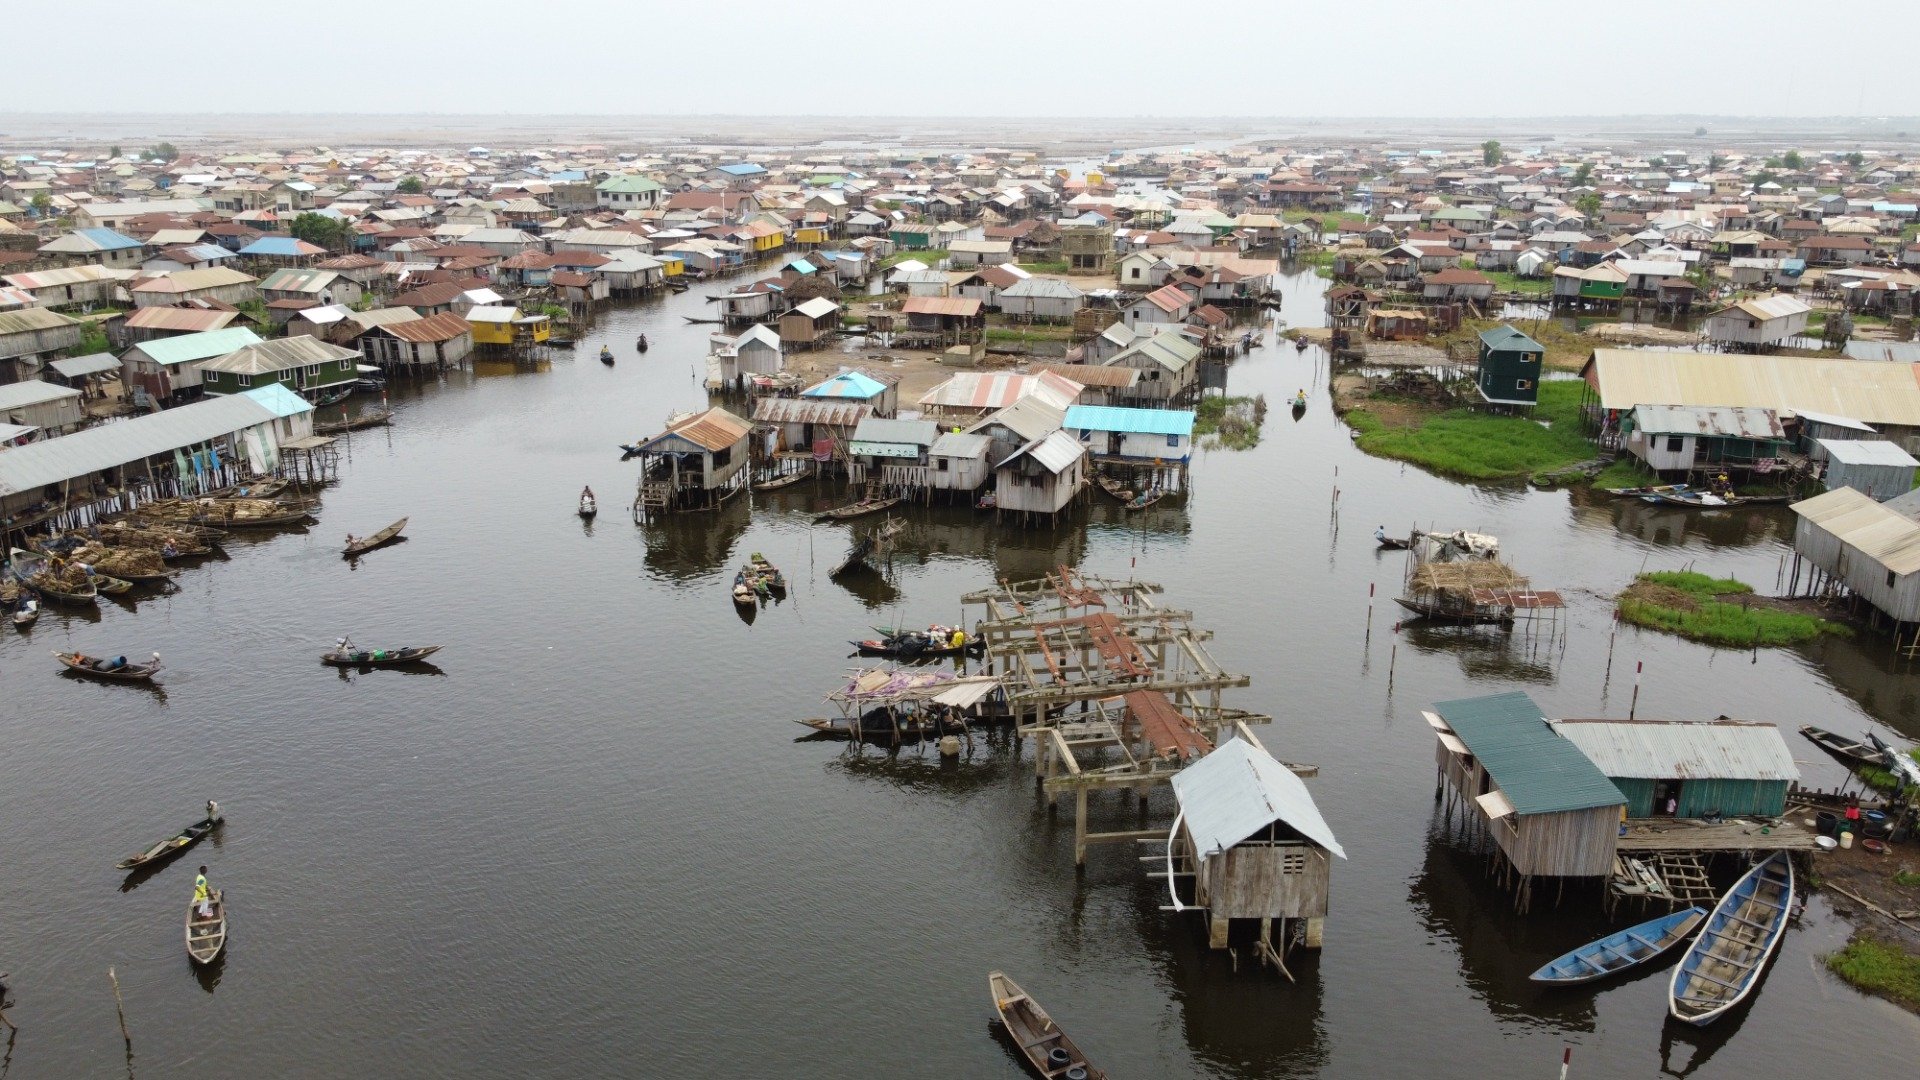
[4,0,1915,118]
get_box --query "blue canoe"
[1668,851,1795,1025]
[1530,907,1708,985]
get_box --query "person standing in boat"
[193,866,213,918]
[206,799,221,824]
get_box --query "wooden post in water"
[1630,660,1643,719]
[108,966,133,1078]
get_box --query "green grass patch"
[1617,570,1848,647]
[983,325,1074,343]
[1895,870,1920,888]
[1827,935,1920,1012]
[1280,209,1369,233]
[1015,260,1070,274]
[1591,459,1660,490]
[1472,266,1552,295]
[1343,379,1594,480]
[879,250,940,269]
[1195,394,1267,450]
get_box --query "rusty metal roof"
[643,407,751,453]
[750,398,870,426]
[379,311,471,343]
[900,296,982,317]
[1631,405,1786,440]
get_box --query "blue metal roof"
[239,383,313,419]
[237,237,309,256]
[804,372,887,400]
[1432,692,1625,815]
[1064,405,1194,437]
[76,227,142,251]
[716,163,767,176]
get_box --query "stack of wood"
[66,542,166,578]
[1408,560,1526,599]
[33,561,93,593]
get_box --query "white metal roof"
[0,381,81,409]
[996,428,1084,474]
[1631,405,1785,439]
[1792,487,1920,575]
[1170,738,1345,858]
[1550,719,1800,782]
[1819,438,1920,467]
[0,388,311,497]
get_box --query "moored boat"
[599,346,615,365]
[117,806,223,871]
[1530,907,1706,985]
[1095,474,1164,511]
[343,517,407,558]
[1864,731,1920,787]
[1393,595,1513,625]
[754,469,812,492]
[1668,851,1795,1025]
[1798,725,1888,768]
[186,889,227,965]
[12,598,38,628]
[579,490,598,519]
[989,971,1105,1080]
[10,547,98,606]
[852,625,982,660]
[814,496,902,523]
[1602,483,1691,498]
[54,650,163,682]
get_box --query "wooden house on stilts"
[1167,737,1345,971]
[632,407,752,520]
[1426,691,1626,912]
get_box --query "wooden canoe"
[753,470,813,492]
[92,574,133,595]
[1376,536,1412,551]
[1798,725,1888,768]
[12,600,38,628]
[1668,851,1794,1025]
[54,650,162,682]
[1095,475,1163,511]
[117,812,222,871]
[343,517,407,558]
[1530,907,1706,984]
[214,479,289,500]
[12,547,99,606]
[1393,596,1513,625]
[990,971,1105,1080]
[316,409,393,435]
[186,888,226,965]
[192,509,313,530]
[814,497,902,523]
[320,644,441,667]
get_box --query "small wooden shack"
[991,429,1085,521]
[633,407,752,518]
[1550,718,1799,819]
[1427,691,1626,911]
[778,297,841,350]
[1167,736,1344,956]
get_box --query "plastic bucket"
[1816,811,1838,836]
[1840,831,1854,849]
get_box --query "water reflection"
[1657,1002,1751,1076]
[640,496,752,582]
[191,950,226,995]
[1802,633,1920,742]
[1572,491,1795,550]
[1401,624,1561,684]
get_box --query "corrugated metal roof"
[901,296,983,317]
[237,237,325,257]
[1034,363,1138,389]
[1065,405,1194,437]
[1432,692,1625,815]
[640,407,751,453]
[851,417,938,446]
[199,336,358,375]
[1795,410,1876,432]
[4,265,133,290]
[919,371,1082,412]
[0,388,311,497]
[996,428,1084,473]
[128,327,263,367]
[122,305,239,333]
[1717,294,1811,321]
[258,268,338,293]
[380,311,471,343]
[1550,719,1800,782]
[1843,341,1920,364]
[131,266,257,293]
[1000,277,1083,299]
[1584,349,1920,427]
[1631,405,1785,439]
[1793,486,1920,574]
[1110,328,1201,373]
[1169,737,1344,858]
[0,381,80,409]
[0,307,82,335]
[966,396,1066,442]
[792,297,841,319]
[929,431,991,457]
[750,398,869,426]
[48,352,120,378]
[1820,438,1920,467]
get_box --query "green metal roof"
[1477,324,1543,354]
[130,327,263,367]
[1433,692,1624,815]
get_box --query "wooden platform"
[1615,817,1818,854]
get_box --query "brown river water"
[2,267,1917,1077]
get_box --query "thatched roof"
[1409,560,1526,596]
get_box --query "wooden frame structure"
[959,567,1282,867]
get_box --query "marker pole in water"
[1366,582,1374,640]
[1630,661,1643,719]
[1387,622,1399,693]
[1560,1046,1572,1080]
[1605,609,1617,681]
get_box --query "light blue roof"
[716,163,767,176]
[130,327,264,367]
[237,236,311,256]
[1065,405,1194,437]
[239,383,313,419]
[75,227,142,251]
[804,371,888,400]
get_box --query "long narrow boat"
[1798,725,1889,768]
[186,889,227,965]
[315,409,393,435]
[1095,474,1164,511]
[92,574,133,595]
[814,496,902,523]
[117,810,222,871]
[1393,595,1513,625]
[1602,483,1691,498]
[190,509,313,530]
[1530,907,1707,985]
[12,598,38,628]
[989,971,1105,1080]
[1668,851,1795,1025]
[753,469,813,492]
[1642,490,1792,509]
[320,644,442,667]
[343,517,407,558]
[54,650,162,682]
